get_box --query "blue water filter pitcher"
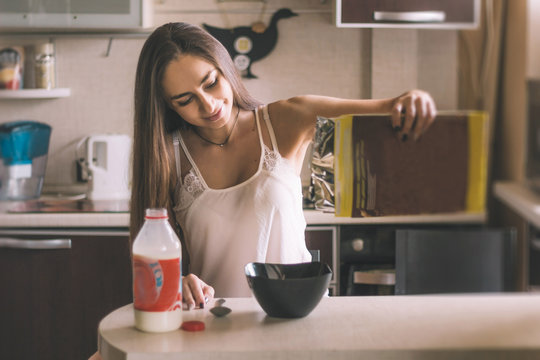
[0,120,52,200]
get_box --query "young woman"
[131,22,437,309]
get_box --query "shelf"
[303,209,487,225]
[0,88,71,99]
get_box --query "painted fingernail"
[199,302,204,309]
[204,296,209,304]
[401,134,408,142]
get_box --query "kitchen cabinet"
[0,229,132,360]
[0,0,152,31]
[336,0,479,29]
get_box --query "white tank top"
[172,105,311,297]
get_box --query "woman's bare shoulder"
[263,98,317,160]
[267,97,317,142]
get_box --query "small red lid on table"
[181,321,205,332]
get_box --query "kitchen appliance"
[345,265,395,296]
[0,120,52,200]
[340,226,396,295]
[77,134,131,200]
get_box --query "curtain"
[458,0,506,139]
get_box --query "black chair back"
[395,228,517,295]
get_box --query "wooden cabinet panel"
[337,0,479,29]
[0,231,132,360]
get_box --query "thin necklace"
[193,106,240,147]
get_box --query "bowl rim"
[244,261,332,280]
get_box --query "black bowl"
[245,262,332,318]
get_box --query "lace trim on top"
[177,169,205,211]
[176,144,284,211]
[263,143,280,171]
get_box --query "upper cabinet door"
[336,0,480,29]
[0,0,152,31]
[0,0,33,27]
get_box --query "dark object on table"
[202,8,298,78]
[209,298,231,317]
[245,261,331,318]
[181,321,205,332]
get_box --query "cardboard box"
[334,112,488,217]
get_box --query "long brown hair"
[130,22,260,242]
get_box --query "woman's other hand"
[390,90,437,142]
[183,274,215,310]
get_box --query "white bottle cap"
[145,208,168,219]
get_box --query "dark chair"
[394,228,517,295]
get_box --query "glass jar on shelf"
[34,43,55,89]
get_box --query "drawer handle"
[373,11,446,23]
[0,238,72,250]
[353,270,396,285]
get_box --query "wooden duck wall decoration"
[202,8,298,78]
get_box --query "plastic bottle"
[132,208,182,332]
[34,43,55,89]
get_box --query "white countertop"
[99,294,540,360]
[0,200,485,228]
[494,181,540,228]
[0,200,130,228]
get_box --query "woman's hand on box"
[390,90,437,142]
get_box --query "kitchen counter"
[99,294,540,360]
[494,181,540,228]
[0,200,130,228]
[0,199,485,228]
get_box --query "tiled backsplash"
[0,0,457,190]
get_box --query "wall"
[0,35,142,192]
[0,0,458,193]
[527,0,540,79]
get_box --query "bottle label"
[133,255,182,312]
